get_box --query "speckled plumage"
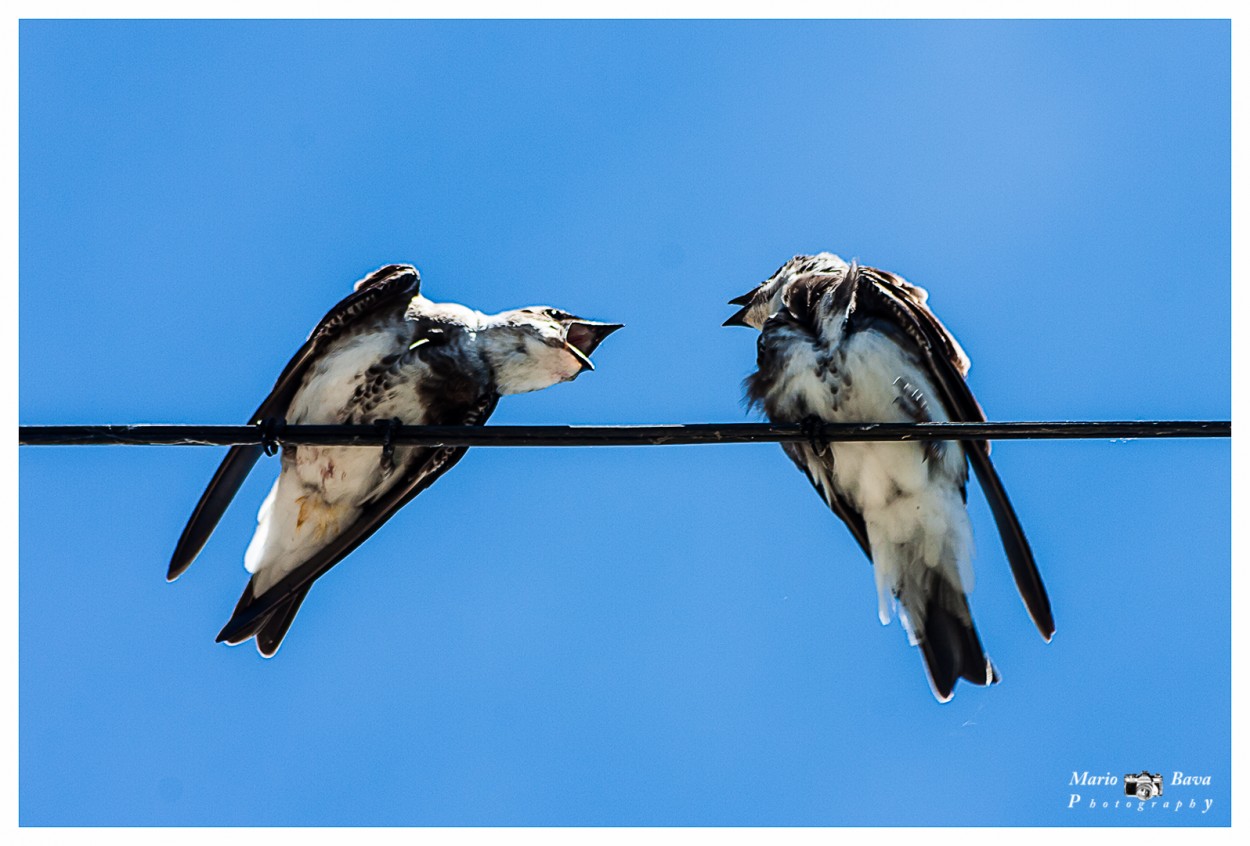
[728,254,1051,701]
[169,264,621,656]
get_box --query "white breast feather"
[808,325,974,631]
[286,332,400,424]
[244,330,437,596]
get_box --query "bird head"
[486,307,623,395]
[723,252,849,329]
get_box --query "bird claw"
[891,378,929,422]
[259,418,284,456]
[801,415,829,456]
[374,417,403,470]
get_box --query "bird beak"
[723,305,751,328]
[563,321,623,372]
[563,342,596,372]
[724,289,757,327]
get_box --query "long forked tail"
[916,576,999,702]
[216,579,313,658]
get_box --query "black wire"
[16,420,1232,447]
[22,418,1227,634]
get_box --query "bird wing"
[750,292,874,562]
[846,266,1054,640]
[167,264,421,580]
[214,391,500,646]
[781,441,874,560]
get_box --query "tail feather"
[217,580,262,644]
[255,587,311,657]
[917,577,998,702]
[216,578,312,657]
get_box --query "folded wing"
[215,392,500,652]
[167,264,421,580]
[848,267,1054,640]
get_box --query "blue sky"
[18,19,1230,826]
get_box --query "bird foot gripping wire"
[374,417,404,471]
[259,418,285,456]
[800,415,830,456]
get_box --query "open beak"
[563,342,596,372]
[564,321,623,372]
[723,305,751,327]
[723,290,756,327]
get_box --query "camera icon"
[1124,771,1164,800]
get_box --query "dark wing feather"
[215,392,500,646]
[751,294,874,564]
[781,442,873,561]
[852,267,1054,640]
[166,444,267,581]
[254,585,312,657]
[167,264,421,580]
